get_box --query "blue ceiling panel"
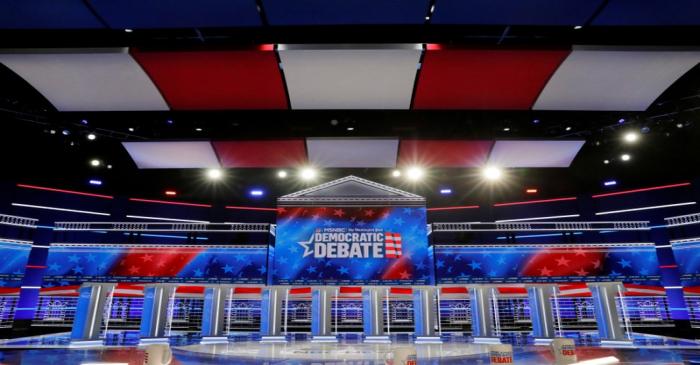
[592,0,700,26]
[262,0,430,25]
[431,0,604,26]
[89,0,262,29]
[0,0,104,29]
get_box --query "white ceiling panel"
[534,46,700,111]
[307,138,399,167]
[122,141,221,169]
[0,48,168,111]
[278,44,422,109]
[488,140,586,168]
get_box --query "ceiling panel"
[307,138,399,168]
[213,140,307,167]
[593,0,700,26]
[0,0,103,29]
[0,49,168,111]
[89,0,261,29]
[278,44,422,109]
[431,0,604,26]
[533,47,700,111]
[131,49,287,110]
[487,140,586,168]
[122,142,221,169]
[262,0,429,25]
[414,47,569,110]
[398,140,493,167]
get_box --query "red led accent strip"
[225,205,278,212]
[26,265,47,269]
[17,184,113,199]
[592,182,691,198]
[494,196,577,207]
[427,205,480,211]
[659,265,678,269]
[129,198,211,208]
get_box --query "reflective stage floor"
[2,336,700,365]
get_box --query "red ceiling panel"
[213,140,307,167]
[398,140,493,167]
[131,49,288,110]
[413,47,570,110]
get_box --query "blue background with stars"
[41,245,268,285]
[272,206,433,285]
[0,241,31,287]
[435,244,661,285]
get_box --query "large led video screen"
[435,243,660,284]
[42,244,268,285]
[0,241,32,287]
[272,206,433,285]
[671,240,700,286]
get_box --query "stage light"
[124,28,133,33]
[206,168,223,180]
[62,129,70,136]
[249,189,264,197]
[392,170,401,178]
[526,188,538,194]
[88,179,102,186]
[128,127,134,132]
[90,159,101,167]
[532,119,540,124]
[482,166,502,181]
[406,167,424,181]
[164,190,177,196]
[87,133,96,140]
[618,118,625,124]
[107,164,113,169]
[565,126,572,131]
[300,167,317,181]
[277,170,288,178]
[81,119,88,125]
[623,132,639,143]
[604,180,617,186]
[503,127,510,132]
[440,188,452,195]
[574,25,583,30]
[603,159,610,164]
[195,128,203,132]
[49,129,56,134]
[166,119,173,124]
[677,123,684,128]
[620,153,631,161]
[347,127,355,131]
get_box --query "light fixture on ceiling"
[206,168,223,180]
[300,167,317,181]
[406,166,424,181]
[482,166,502,181]
[620,154,631,162]
[277,170,288,178]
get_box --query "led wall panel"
[262,0,429,25]
[593,0,700,26]
[307,138,399,168]
[213,140,307,167]
[131,49,287,110]
[431,0,604,26]
[89,0,262,29]
[414,48,569,109]
[534,47,700,111]
[122,142,221,169]
[0,0,103,29]
[278,44,422,109]
[398,140,493,167]
[487,140,585,168]
[0,49,168,111]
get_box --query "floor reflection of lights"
[178,342,490,361]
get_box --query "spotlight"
[166,119,173,125]
[128,127,135,132]
[574,25,583,30]
[347,127,355,131]
[623,132,639,143]
[440,188,452,195]
[124,28,133,33]
[81,119,88,125]
[406,167,424,181]
[565,126,572,131]
[618,118,625,124]
[603,159,610,164]
[107,164,113,169]
[62,129,70,136]
[49,129,56,135]
[90,159,101,167]
[87,133,96,141]
[620,154,631,161]
[249,189,264,197]
[526,188,538,194]
[392,170,402,178]
[503,127,510,132]
[300,167,317,181]
[676,123,684,129]
[604,180,617,186]
[206,168,223,180]
[164,190,177,196]
[277,170,288,178]
[88,179,102,186]
[195,128,203,132]
[532,119,540,124]
[482,166,502,181]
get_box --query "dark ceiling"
[1,24,700,207]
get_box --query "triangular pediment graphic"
[278,176,424,206]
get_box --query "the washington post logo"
[298,227,402,259]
